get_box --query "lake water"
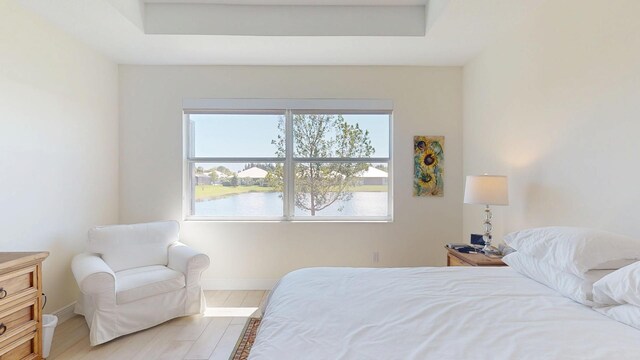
[195,192,387,217]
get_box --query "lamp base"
[482,245,501,256]
[481,205,501,255]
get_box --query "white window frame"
[183,99,393,222]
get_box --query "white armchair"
[71,221,209,345]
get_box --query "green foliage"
[268,114,374,215]
[221,174,240,187]
[216,166,234,176]
[195,185,275,200]
[209,170,219,182]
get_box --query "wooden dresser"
[0,252,48,360]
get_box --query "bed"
[249,266,640,359]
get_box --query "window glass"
[292,113,389,158]
[190,114,283,158]
[293,162,389,217]
[191,163,283,217]
[186,107,391,220]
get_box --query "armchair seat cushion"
[116,265,185,305]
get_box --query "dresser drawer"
[0,267,38,307]
[0,329,38,360]
[0,298,37,348]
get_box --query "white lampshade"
[464,175,509,206]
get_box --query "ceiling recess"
[144,3,427,36]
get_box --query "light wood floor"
[48,290,269,360]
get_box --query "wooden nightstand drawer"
[0,267,38,308]
[447,254,471,266]
[445,248,506,267]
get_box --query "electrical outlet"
[373,251,380,263]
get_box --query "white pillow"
[594,304,640,330]
[503,252,612,305]
[504,227,640,277]
[592,261,640,306]
[87,221,179,272]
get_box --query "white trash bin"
[42,314,58,359]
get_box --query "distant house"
[195,173,212,185]
[210,170,229,183]
[195,169,230,185]
[237,167,268,179]
[237,166,269,186]
[214,170,229,179]
[200,166,229,178]
[356,167,388,185]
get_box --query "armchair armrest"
[71,253,116,296]
[168,242,210,286]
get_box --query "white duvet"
[250,267,640,360]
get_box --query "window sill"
[184,217,393,223]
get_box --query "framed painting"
[413,136,444,197]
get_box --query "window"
[184,99,392,221]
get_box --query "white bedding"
[250,267,640,360]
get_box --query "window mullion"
[284,110,294,220]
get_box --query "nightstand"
[446,247,506,267]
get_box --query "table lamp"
[464,175,509,255]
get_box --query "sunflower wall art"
[413,136,444,197]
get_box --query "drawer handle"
[0,288,6,299]
[0,323,6,336]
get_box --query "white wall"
[0,2,119,311]
[463,0,640,241]
[119,66,462,288]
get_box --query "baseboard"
[52,302,77,324]
[202,278,277,290]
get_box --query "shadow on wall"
[520,182,573,228]
[499,110,640,235]
[518,179,640,237]
[42,236,82,313]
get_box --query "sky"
[192,113,390,172]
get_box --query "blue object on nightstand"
[470,233,490,246]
